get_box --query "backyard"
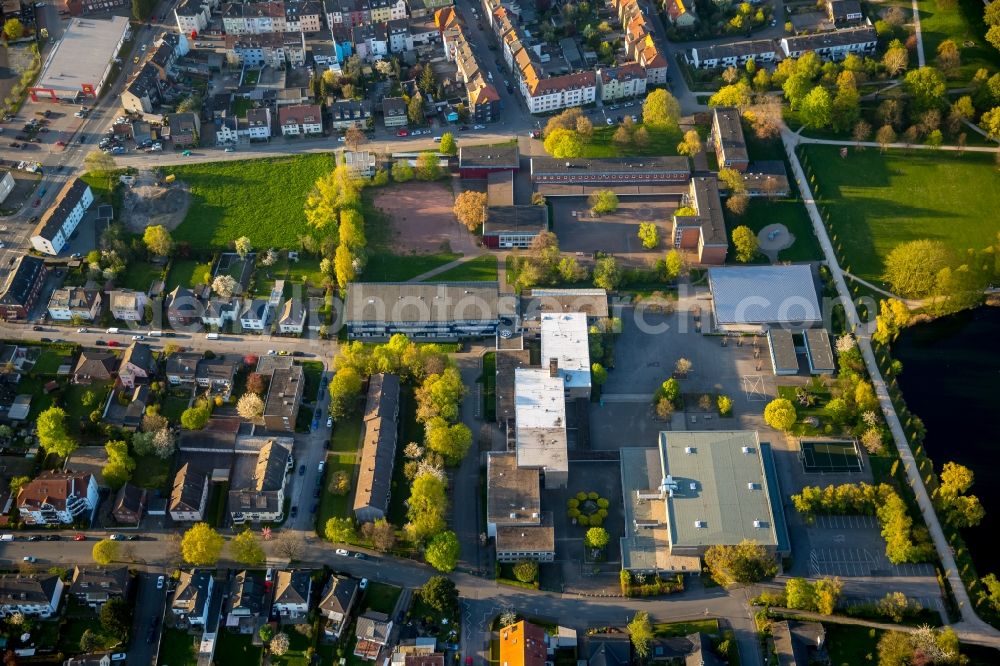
[168,154,335,249]
[824,623,880,666]
[214,631,262,664]
[360,581,402,614]
[800,146,1000,283]
[166,258,213,291]
[158,628,197,665]
[119,261,165,292]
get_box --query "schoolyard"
[800,145,1000,283]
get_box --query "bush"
[576,491,587,501]
[587,491,599,500]
[567,498,579,509]
[328,470,351,496]
[597,498,609,509]
[512,560,539,583]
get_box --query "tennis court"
[800,439,863,473]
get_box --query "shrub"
[587,491,599,500]
[576,491,587,501]
[597,498,609,509]
[328,470,350,496]
[512,560,539,583]
[567,498,579,509]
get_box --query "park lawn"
[170,154,336,249]
[915,0,1000,80]
[825,624,881,666]
[652,619,720,638]
[800,145,1000,283]
[725,197,825,263]
[361,581,402,614]
[583,125,684,158]
[214,631,262,664]
[119,261,165,292]
[166,259,213,291]
[133,454,172,491]
[427,254,499,282]
[365,252,462,282]
[159,628,197,666]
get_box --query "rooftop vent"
[694,520,707,528]
[689,482,697,490]
[684,446,695,454]
[753,520,764,528]
[741,446,752,454]
[748,482,759,490]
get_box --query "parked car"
[396,129,409,137]
[335,549,349,556]
[22,556,36,563]
[157,575,165,589]
[32,325,43,331]
[109,534,125,541]
[326,416,333,428]
[298,464,305,476]
[290,506,298,518]
[360,578,368,590]
[45,534,61,541]
[73,533,86,541]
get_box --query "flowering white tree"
[269,632,290,656]
[835,334,856,354]
[260,248,278,266]
[152,428,175,459]
[212,274,238,297]
[235,236,252,259]
[236,392,264,420]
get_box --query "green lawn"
[365,252,462,282]
[387,387,419,525]
[315,408,363,536]
[724,197,824,264]
[33,349,73,375]
[426,254,499,282]
[161,395,190,423]
[652,619,719,638]
[119,262,165,292]
[166,259,213,291]
[159,628,197,666]
[800,145,1000,283]
[915,0,1000,80]
[64,382,110,425]
[271,629,314,665]
[214,631,262,664]
[205,481,230,527]
[361,581,402,614]
[299,361,324,402]
[825,624,881,666]
[232,97,253,118]
[169,154,336,249]
[583,125,684,158]
[277,257,326,287]
[132,454,172,491]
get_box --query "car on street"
[354,552,367,559]
[605,118,613,125]
[473,124,485,129]
[360,578,368,590]
[182,149,192,156]
[132,335,144,341]
[277,350,290,355]
[157,575,165,589]
[55,140,65,146]
[109,534,125,541]
[26,535,41,541]
[335,549,349,556]
[22,556,36,563]
[337,136,346,142]
[141,44,147,51]
[73,533,86,541]
[111,654,127,662]
[313,488,321,498]
[78,136,86,143]
[32,325,43,331]
[224,147,235,152]
[45,535,61,541]
[326,416,333,428]
[267,349,276,355]
[298,464,305,475]
[77,328,88,333]
[396,129,409,137]
[106,340,120,347]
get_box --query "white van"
[106,327,120,334]
[147,330,163,337]
[206,332,220,340]
[0,534,13,542]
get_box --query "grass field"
[915,0,1000,80]
[365,252,461,282]
[652,619,719,637]
[426,254,498,282]
[166,259,213,291]
[583,125,684,158]
[724,197,825,263]
[169,154,335,249]
[161,395,190,422]
[800,145,1000,283]
[825,624,880,666]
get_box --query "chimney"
[548,357,558,377]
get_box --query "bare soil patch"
[122,169,191,234]
[371,181,461,254]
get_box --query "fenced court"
[799,439,863,473]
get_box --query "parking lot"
[550,196,679,260]
[802,514,937,578]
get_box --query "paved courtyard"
[549,196,678,260]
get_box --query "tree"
[334,243,356,291]
[642,89,681,128]
[361,519,397,552]
[8,475,29,498]
[100,598,130,636]
[676,129,702,156]
[883,239,952,298]
[785,577,817,610]
[231,530,265,566]
[212,274,238,297]
[877,631,916,666]
[236,392,264,420]
[656,377,681,405]
[936,39,961,77]
[143,225,173,256]
[612,125,632,146]
[424,418,472,464]
[873,298,911,345]
[731,225,758,262]
[904,67,947,112]
[180,403,211,430]
[408,96,425,125]
[439,132,457,156]
[37,407,77,458]
[717,395,733,416]
[592,256,621,291]
[590,363,608,386]
[3,18,23,40]
[585,527,610,549]
[272,532,306,561]
[325,516,357,543]
[260,625,274,642]
[876,124,897,151]
[637,222,659,249]
[513,560,538,583]
[270,633,290,656]
[627,612,653,658]
[424,530,460,572]
[79,628,97,653]
[181,523,225,566]
[982,106,1000,139]
[883,46,909,76]
[92,538,119,565]
[576,115,593,138]
[415,151,442,181]
[419,65,436,94]
[814,577,843,615]
[406,472,448,543]
[420,576,459,613]
[588,190,619,215]
[102,439,135,490]
[800,86,833,129]
[831,73,861,132]
[391,159,414,182]
[329,366,363,419]
[708,81,753,109]
[543,128,584,158]
[764,398,797,431]
[345,126,367,152]
[703,539,778,586]
[235,236,252,260]
[852,120,872,144]
[453,190,488,231]
[662,249,684,281]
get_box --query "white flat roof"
[514,369,568,474]
[540,312,591,390]
[36,16,130,95]
[708,265,821,326]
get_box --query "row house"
[47,287,102,321]
[779,25,877,60]
[225,32,289,68]
[196,357,240,397]
[149,35,180,80]
[285,0,324,32]
[170,463,210,522]
[3,257,59,320]
[283,31,308,65]
[279,103,323,135]
[202,296,241,327]
[248,107,273,140]
[17,471,99,526]
[325,0,371,27]
[69,566,130,610]
[0,575,64,619]
[30,178,94,255]
[109,289,148,322]
[520,68,596,115]
[688,38,778,69]
[353,22,388,60]
[614,0,668,85]
[387,18,410,53]
[229,441,290,524]
[164,112,201,147]
[223,1,287,35]
[119,341,155,389]
[329,99,372,129]
[663,0,696,27]
[596,62,647,102]
[175,0,211,34]
[121,63,165,115]
[172,570,215,627]
[439,12,499,122]
[216,116,240,145]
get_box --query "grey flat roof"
[487,171,514,207]
[708,265,821,326]
[522,288,609,320]
[487,452,541,526]
[767,328,798,372]
[36,16,130,95]
[660,431,779,550]
[804,328,835,371]
[496,349,532,424]
[484,206,548,235]
[531,156,689,177]
[496,512,555,554]
[459,144,519,169]
[713,107,748,165]
[345,282,500,324]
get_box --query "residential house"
[382,97,407,127]
[354,373,400,523]
[663,0,696,27]
[30,178,94,256]
[466,77,500,124]
[519,68,597,115]
[277,299,306,334]
[688,39,778,69]
[169,463,210,521]
[73,351,118,385]
[0,574,65,619]
[319,575,359,639]
[216,116,240,146]
[172,570,215,626]
[225,32,287,68]
[352,23,388,60]
[227,570,268,633]
[164,112,201,147]
[283,31,308,66]
[343,150,377,177]
[329,99,372,130]
[228,440,290,524]
[111,482,146,525]
[279,103,323,136]
[344,282,500,340]
[166,352,201,385]
[17,471,99,525]
[779,26,877,60]
[272,570,312,617]
[69,566,130,609]
[239,299,273,330]
[109,289,148,322]
[196,357,240,397]
[0,255,46,321]
[202,297,242,328]
[285,0,324,32]
[121,63,165,115]
[149,36,180,80]
[827,0,863,27]
[711,106,749,172]
[165,286,203,328]
[263,365,304,432]
[121,385,150,431]
[223,1,286,34]
[175,0,210,34]
[596,63,647,102]
[247,107,273,140]
[47,287,101,321]
[118,342,154,389]
[772,620,827,666]
[500,622,547,666]
[355,611,393,660]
